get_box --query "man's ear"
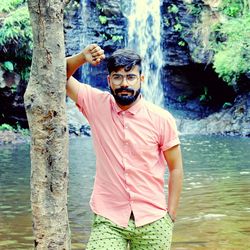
[107,75,111,87]
[140,74,144,83]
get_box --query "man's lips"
[119,91,132,96]
[116,89,134,96]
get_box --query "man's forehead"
[112,65,140,74]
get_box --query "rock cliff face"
[160,0,237,118]
[0,68,28,127]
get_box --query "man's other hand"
[82,44,105,66]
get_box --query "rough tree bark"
[24,0,71,249]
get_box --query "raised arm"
[66,44,105,102]
[163,145,183,222]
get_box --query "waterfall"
[126,0,164,107]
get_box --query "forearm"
[167,167,183,220]
[66,52,86,79]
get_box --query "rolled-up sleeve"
[159,112,180,151]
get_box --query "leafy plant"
[72,0,80,9]
[0,123,14,131]
[0,5,33,62]
[16,122,29,136]
[111,35,123,43]
[220,0,243,17]
[2,61,14,72]
[0,122,30,135]
[164,17,170,27]
[212,13,250,84]
[186,3,203,16]
[178,95,188,102]
[99,15,108,25]
[199,86,212,103]
[178,41,186,47]
[64,0,80,13]
[96,3,104,12]
[20,67,30,81]
[0,0,25,13]
[168,4,179,14]
[10,84,18,93]
[174,23,183,32]
[101,33,108,40]
[223,102,233,108]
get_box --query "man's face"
[108,66,144,106]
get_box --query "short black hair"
[107,49,142,74]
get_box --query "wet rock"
[66,98,91,137]
[0,131,30,145]
[178,93,250,137]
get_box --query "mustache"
[115,87,135,95]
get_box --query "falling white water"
[126,0,164,107]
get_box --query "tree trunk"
[24,0,71,249]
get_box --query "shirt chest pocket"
[130,142,159,170]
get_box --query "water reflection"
[0,135,249,249]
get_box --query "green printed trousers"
[86,214,174,250]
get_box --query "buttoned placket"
[121,111,134,209]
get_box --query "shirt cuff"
[161,137,180,152]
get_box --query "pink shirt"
[77,83,180,227]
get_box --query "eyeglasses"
[111,73,139,86]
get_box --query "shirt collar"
[111,94,144,115]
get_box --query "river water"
[0,135,249,250]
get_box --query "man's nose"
[120,77,129,87]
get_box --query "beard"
[110,86,141,106]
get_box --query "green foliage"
[220,0,243,17]
[212,13,250,84]
[99,15,108,25]
[0,4,33,62]
[101,33,108,40]
[178,41,186,47]
[186,3,203,16]
[178,95,188,102]
[72,0,80,9]
[164,17,170,27]
[168,4,179,14]
[174,23,183,32]
[0,0,31,89]
[16,122,29,136]
[2,61,14,72]
[0,0,25,13]
[0,123,14,131]
[20,66,30,81]
[199,86,212,103]
[64,0,80,13]
[111,35,123,43]
[223,102,233,108]
[96,3,104,12]
[0,122,30,136]
[10,84,18,93]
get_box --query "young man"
[66,44,183,250]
